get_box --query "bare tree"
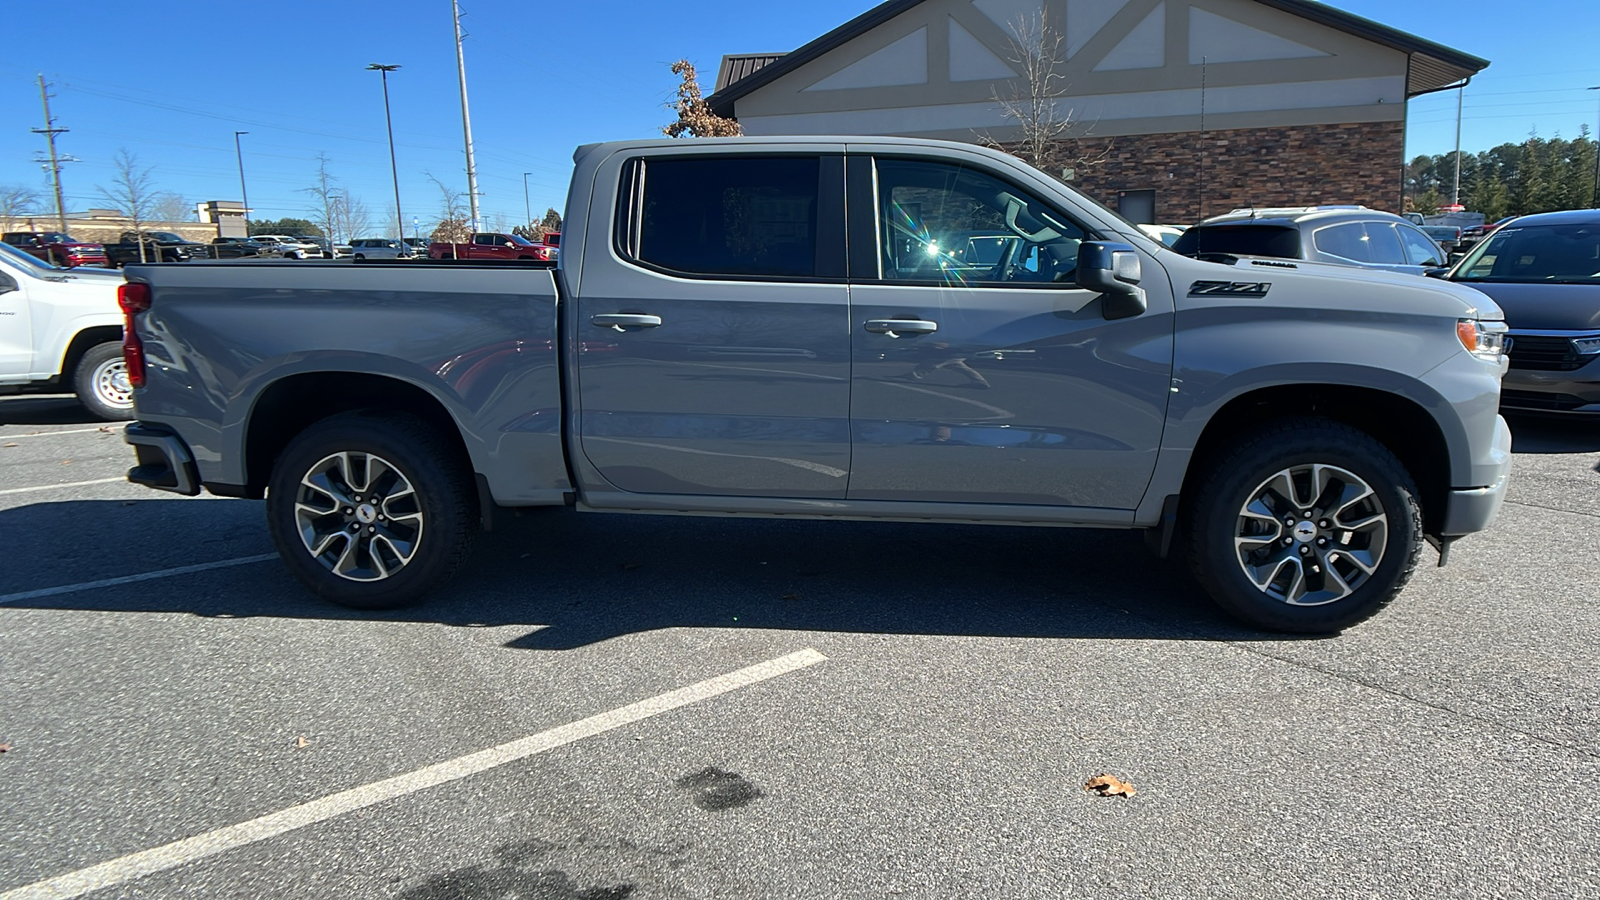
[426,173,471,246]
[150,192,194,223]
[978,11,1109,179]
[1,185,42,222]
[663,60,742,138]
[335,192,372,241]
[97,149,158,263]
[300,153,348,244]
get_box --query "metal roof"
[707,0,1488,115]
[714,53,786,93]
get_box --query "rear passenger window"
[627,156,820,279]
[1314,223,1372,262]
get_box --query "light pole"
[1590,86,1599,208]
[522,172,532,229]
[367,64,405,241]
[1451,86,1463,209]
[233,131,250,232]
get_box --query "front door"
[846,155,1173,509]
[575,150,852,498]
[0,269,32,377]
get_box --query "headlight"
[1572,335,1600,356]
[1457,319,1508,362]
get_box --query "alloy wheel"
[294,451,424,582]
[1232,464,1388,606]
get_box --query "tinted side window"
[1172,225,1301,259]
[1397,225,1443,266]
[633,156,820,279]
[1313,223,1371,262]
[1364,223,1406,265]
[872,158,1088,285]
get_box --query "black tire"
[265,412,478,610]
[352,254,365,261]
[1184,418,1422,634]
[73,342,136,421]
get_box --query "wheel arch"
[59,326,125,383]
[1182,383,1454,537]
[240,371,476,502]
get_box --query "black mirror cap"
[1424,267,1450,279]
[1079,241,1148,320]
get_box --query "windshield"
[0,240,67,275]
[40,232,77,243]
[1450,222,1600,284]
[507,234,535,246]
[147,232,185,242]
[1172,224,1302,259]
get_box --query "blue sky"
[2,0,1595,234]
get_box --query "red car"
[428,232,557,261]
[0,231,110,268]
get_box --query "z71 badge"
[1189,281,1271,298]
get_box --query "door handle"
[591,313,662,331]
[863,318,938,336]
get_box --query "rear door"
[844,152,1174,508]
[574,147,852,499]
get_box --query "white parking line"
[0,426,118,440]
[0,477,127,497]
[0,648,829,900]
[0,554,280,605]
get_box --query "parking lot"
[1,393,1598,899]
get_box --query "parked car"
[349,238,414,260]
[120,136,1511,634]
[0,231,110,268]
[289,234,350,259]
[402,237,430,257]
[1172,206,1449,275]
[250,234,322,260]
[104,231,209,266]
[1420,225,1463,256]
[0,241,134,419]
[1137,224,1187,247]
[1439,209,1600,414]
[207,237,266,259]
[428,232,556,261]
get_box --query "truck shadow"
[1505,412,1600,454]
[0,396,101,426]
[1,498,1306,647]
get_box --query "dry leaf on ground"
[98,426,115,433]
[2,443,16,448]
[1084,773,1136,797]
[0,742,13,753]
[295,735,309,749]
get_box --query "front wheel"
[73,343,136,421]
[265,412,478,609]
[1185,418,1422,633]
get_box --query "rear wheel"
[1185,418,1422,633]
[266,412,477,609]
[73,343,135,421]
[353,254,365,260]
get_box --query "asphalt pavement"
[2,394,1597,899]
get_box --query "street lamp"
[1590,86,1599,208]
[367,63,405,241]
[522,172,533,229]
[233,131,250,232]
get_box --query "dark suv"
[1440,209,1600,414]
[1172,206,1449,275]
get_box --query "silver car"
[348,238,414,260]
[1172,206,1450,276]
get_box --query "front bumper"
[124,421,200,496]
[1439,414,1511,537]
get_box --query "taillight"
[118,283,151,389]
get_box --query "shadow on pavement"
[1505,412,1600,454]
[0,498,1307,648]
[0,396,102,427]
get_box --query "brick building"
[707,0,1487,223]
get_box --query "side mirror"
[1424,267,1450,279]
[1076,241,1148,320]
[0,273,17,295]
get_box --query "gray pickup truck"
[119,137,1511,633]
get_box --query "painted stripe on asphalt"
[0,477,127,497]
[0,554,280,605]
[0,427,118,440]
[0,648,830,900]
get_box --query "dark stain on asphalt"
[676,766,763,811]
[396,865,632,900]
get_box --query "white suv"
[0,242,133,419]
[251,234,322,260]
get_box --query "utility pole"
[453,0,481,231]
[522,172,532,229]
[1590,87,1600,208]
[32,75,69,232]
[367,64,405,243]
[1451,85,1464,209]
[234,131,251,231]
